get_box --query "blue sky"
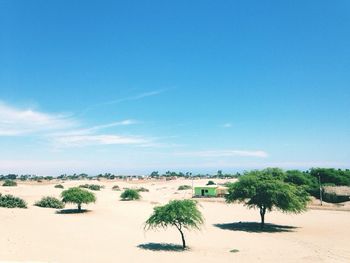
[0,1,349,175]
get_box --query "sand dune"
[0,179,349,263]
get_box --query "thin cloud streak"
[102,90,165,105]
[53,134,149,147]
[78,89,169,116]
[86,119,139,131]
[50,119,138,136]
[175,150,269,158]
[49,120,150,147]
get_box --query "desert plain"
[0,178,349,263]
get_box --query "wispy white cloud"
[102,90,165,105]
[51,119,138,136]
[78,89,169,116]
[222,123,233,128]
[175,150,269,158]
[136,142,185,148]
[91,119,138,128]
[0,102,76,136]
[0,102,153,148]
[48,119,148,147]
[84,119,138,132]
[52,134,148,147]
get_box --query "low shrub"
[35,196,65,209]
[2,180,17,187]
[112,185,120,191]
[323,192,350,203]
[136,187,149,192]
[178,185,192,191]
[54,184,64,189]
[121,189,141,201]
[0,193,27,208]
[79,184,103,191]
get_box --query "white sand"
[0,179,349,263]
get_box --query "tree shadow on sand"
[214,222,297,233]
[137,243,187,252]
[56,209,91,214]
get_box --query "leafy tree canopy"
[225,169,310,228]
[310,168,350,186]
[61,187,96,211]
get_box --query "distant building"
[194,185,228,197]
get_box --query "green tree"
[150,171,159,178]
[145,199,204,249]
[285,170,319,196]
[225,169,310,229]
[310,168,350,186]
[61,187,96,212]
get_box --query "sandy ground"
[0,179,349,263]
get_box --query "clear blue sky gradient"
[0,1,349,175]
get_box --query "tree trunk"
[78,203,81,212]
[260,206,266,229]
[175,224,186,249]
[179,229,186,249]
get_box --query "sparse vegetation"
[120,189,141,201]
[178,185,191,191]
[1,168,349,183]
[0,193,27,208]
[2,180,17,187]
[79,184,103,191]
[35,196,65,209]
[54,184,64,189]
[61,187,96,212]
[112,185,120,191]
[136,187,149,192]
[145,199,204,249]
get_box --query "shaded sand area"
[0,179,349,263]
